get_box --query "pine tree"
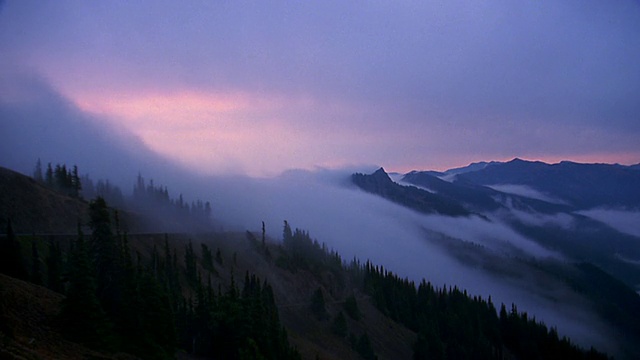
[331,311,348,337]
[344,294,361,320]
[356,333,377,360]
[89,197,122,318]
[33,158,43,183]
[201,243,214,272]
[46,237,63,293]
[72,165,81,197]
[216,247,224,265]
[185,240,197,285]
[45,163,53,187]
[310,287,328,320]
[283,220,293,248]
[0,219,28,280]
[60,230,114,349]
[30,239,43,285]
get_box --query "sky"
[1,0,640,177]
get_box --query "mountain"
[350,162,640,358]
[441,161,503,176]
[453,158,640,209]
[351,167,470,217]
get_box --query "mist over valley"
[2,2,640,358]
[3,77,640,358]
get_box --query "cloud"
[1,1,639,175]
[0,73,196,190]
[577,208,640,238]
[0,72,619,352]
[205,167,615,352]
[487,184,569,205]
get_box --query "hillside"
[0,167,89,234]
[352,168,470,217]
[0,273,139,360]
[0,165,624,359]
[453,158,640,209]
[0,164,623,359]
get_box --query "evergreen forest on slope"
[0,164,620,359]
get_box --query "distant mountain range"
[351,159,640,358]
[352,158,640,288]
[405,158,640,210]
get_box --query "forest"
[0,163,612,359]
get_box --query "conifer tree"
[61,229,114,349]
[72,165,81,197]
[45,163,53,187]
[201,243,214,272]
[344,294,361,320]
[185,240,197,285]
[310,287,328,320]
[283,220,293,248]
[89,197,122,318]
[0,219,28,280]
[331,311,348,338]
[30,239,43,285]
[46,237,63,293]
[33,158,43,183]
[356,333,377,360]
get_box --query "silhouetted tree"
[60,229,114,349]
[185,240,197,285]
[331,311,348,338]
[46,237,63,293]
[72,165,81,197]
[0,219,27,280]
[356,333,377,360]
[310,287,328,320]
[89,197,123,318]
[33,158,43,183]
[45,162,53,187]
[344,294,361,320]
[216,247,224,265]
[30,239,43,285]
[201,243,214,273]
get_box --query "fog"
[205,168,615,354]
[577,208,640,239]
[487,184,569,205]
[0,74,619,354]
[0,74,209,199]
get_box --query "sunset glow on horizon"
[1,1,639,177]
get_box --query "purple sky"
[1,1,639,176]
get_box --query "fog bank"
[205,167,616,354]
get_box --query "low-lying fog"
[577,208,640,239]
[206,167,617,354]
[0,77,620,354]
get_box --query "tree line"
[31,160,214,231]
[275,221,610,360]
[1,198,300,359]
[2,192,613,359]
[33,159,82,197]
